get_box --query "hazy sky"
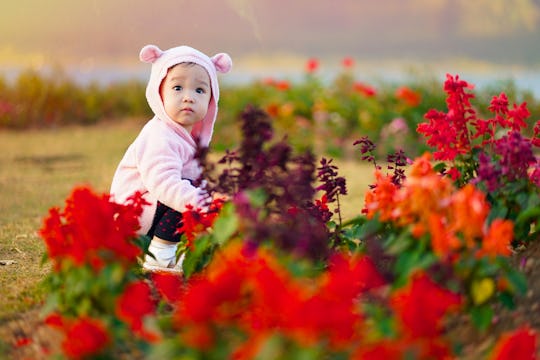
[1,0,539,67]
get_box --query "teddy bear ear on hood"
[211,53,232,74]
[140,45,163,63]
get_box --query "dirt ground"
[1,241,539,359]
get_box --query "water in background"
[3,61,540,98]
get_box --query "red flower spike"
[115,280,158,340]
[151,272,184,303]
[417,74,476,161]
[61,317,110,359]
[490,326,538,360]
[179,199,223,249]
[39,186,147,272]
[391,272,462,338]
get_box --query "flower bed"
[31,74,540,359]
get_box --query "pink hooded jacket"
[110,44,232,235]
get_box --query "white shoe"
[142,242,184,274]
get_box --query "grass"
[0,119,374,320]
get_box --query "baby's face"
[160,63,211,131]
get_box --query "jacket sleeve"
[134,124,205,212]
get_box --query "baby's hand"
[213,192,229,202]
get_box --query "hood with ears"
[140,44,232,147]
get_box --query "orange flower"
[450,184,490,245]
[398,175,453,232]
[428,214,462,258]
[408,152,434,177]
[275,80,291,91]
[363,171,400,221]
[265,103,280,117]
[481,219,513,257]
[395,86,422,107]
[490,326,537,360]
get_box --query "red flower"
[262,77,275,86]
[174,242,378,351]
[179,199,223,249]
[315,194,329,211]
[151,272,184,303]
[507,102,530,131]
[275,80,291,91]
[395,86,421,107]
[533,120,540,147]
[446,167,461,181]
[305,58,319,73]
[353,82,377,97]
[417,74,476,161]
[490,326,537,360]
[61,317,110,359]
[115,280,158,341]
[342,57,355,69]
[391,272,462,338]
[44,313,65,328]
[39,186,147,272]
[15,337,32,347]
[489,93,509,115]
[352,340,403,360]
[293,253,384,347]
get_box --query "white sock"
[148,241,178,267]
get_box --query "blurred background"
[1,0,539,90]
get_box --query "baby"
[110,44,232,272]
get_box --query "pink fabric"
[110,44,232,234]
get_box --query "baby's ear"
[211,53,232,73]
[140,45,163,63]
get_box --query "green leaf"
[433,162,447,173]
[488,203,508,223]
[384,231,413,255]
[470,305,493,331]
[212,202,238,246]
[498,291,516,310]
[504,267,528,296]
[514,206,540,226]
[182,235,216,278]
[246,188,268,207]
[355,218,383,239]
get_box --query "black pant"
[146,202,184,243]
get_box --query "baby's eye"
[196,87,206,94]
[173,85,182,91]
